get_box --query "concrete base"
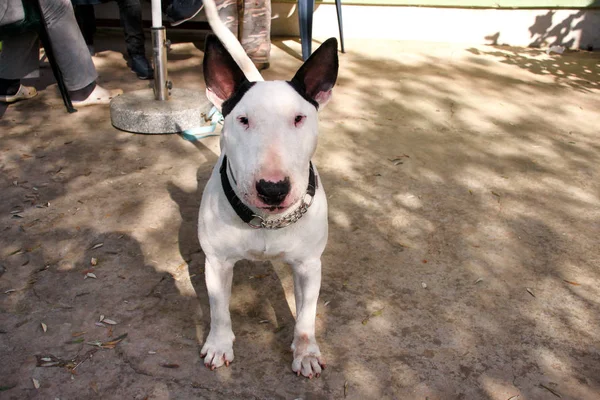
[110,88,211,134]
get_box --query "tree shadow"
[466,45,600,92]
[2,31,600,399]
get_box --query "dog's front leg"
[201,256,235,369]
[291,258,326,378]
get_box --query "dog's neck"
[220,155,317,229]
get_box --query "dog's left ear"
[291,38,339,109]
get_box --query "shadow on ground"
[1,34,599,399]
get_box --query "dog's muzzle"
[220,155,318,229]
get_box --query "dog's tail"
[202,0,264,82]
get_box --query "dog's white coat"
[198,0,334,378]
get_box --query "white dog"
[198,0,338,378]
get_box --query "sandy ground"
[1,32,599,400]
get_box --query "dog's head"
[203,36,338,214]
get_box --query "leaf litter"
[36,349,98,372]
[362,308,385,325]
[539,383,561,398]
[86,333,128,349]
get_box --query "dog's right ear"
[203,34,247,111]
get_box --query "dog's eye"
[238,116,249,126]
[294,115,305,127]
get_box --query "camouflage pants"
[215,0,271,65]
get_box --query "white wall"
[94,2,600,49]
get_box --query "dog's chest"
[239,230,297,261]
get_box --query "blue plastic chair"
[298,0,345,61]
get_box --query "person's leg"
[114,0,153,79]
[164,0,204,27]
[240,0,271,69]
[0,32,40,101]
[214,0,239,37]
[73,4,97,48]
[114,0,145,56]
[0,31,42,82]
[1,0,121,105]
[39,0,98,91]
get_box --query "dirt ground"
[1,32,599,400]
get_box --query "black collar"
[219,155,318,225]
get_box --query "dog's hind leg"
[200,257,236,369]
[290,258,326,378]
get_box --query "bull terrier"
[198,0,339,378]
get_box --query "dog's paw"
[291,333,326,378]
[200,331,235,370]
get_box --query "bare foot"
[73,85,123,107]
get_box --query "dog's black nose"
[256,178,291,205]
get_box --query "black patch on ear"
[203,34,249,103]
[290,38,339,104]
[286,80,319,110]
[221,80,256,117]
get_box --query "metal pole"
[152,28,170,101]
[151,0,162,27]
[151,0,170,101]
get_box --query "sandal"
[0,85,38,104]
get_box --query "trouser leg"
[215,0,239,37]
[39,0,98,91]
[74,4,96,46]
[0,32,40,80]
[114,0,146,57]
[240,0,271,64]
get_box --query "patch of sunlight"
[330,209,352,229]
[388,221,432,249]
[537,348,569,375]
[393,192,422,210]
[539,177,599,205]
[134,198,180,237]
[167,164,201,193]
[340,187,382,210]
[195,322,206,347]
[321,151,360,178]
[458,164,518,189]
[55,242,82,270]
[456,109,502,133]
[174,272,197,298]
[479,375,520,400]
[456,171,495,191]
[272,261,296,316]
[417,168,446,184]
[342,356,384,398]
[89,50,126,67]
[215,362,233,383]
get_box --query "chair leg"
[31,0,77,113]
[298,0,314,61]
[334,0,345,53]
